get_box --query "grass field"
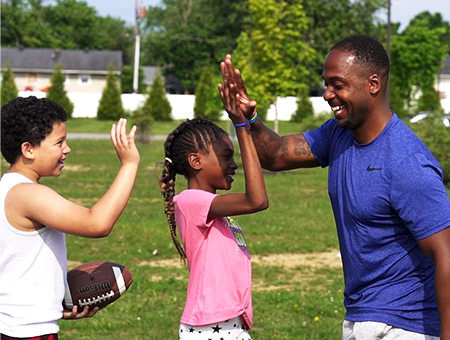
[65,117,313,137]
[1,118,345,339]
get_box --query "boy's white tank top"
[0,173,67,337]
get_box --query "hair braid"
[160,132,187,260]
[159,117,227,260]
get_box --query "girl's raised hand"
[110,118,140,166]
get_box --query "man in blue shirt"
[219,35,450,339]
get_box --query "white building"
[1,47,122,93]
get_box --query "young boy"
[0,96,140,339]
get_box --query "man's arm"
[418,227,450,340]
[247,118,319,170]
[219,54,319,171]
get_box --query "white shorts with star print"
[179,316,252,340]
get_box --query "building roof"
[1,47,122,74]
[142,65,184,94]
[439,56,450,75]
[142,65,161,85]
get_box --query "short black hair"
[1,96,68,164]
[330,35,390,79]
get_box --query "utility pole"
[387,0,391,60]
[133,0,141,94]
[387,0,391,99]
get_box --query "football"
[63,261,133,311]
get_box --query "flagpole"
[133,0,140,93]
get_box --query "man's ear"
[21,142,36,160]
[368,74,381,95]
[187,153,202,170]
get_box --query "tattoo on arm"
[280,137,288,159]
[293,136,312,156]
[251,123,273,153]
[268,129,279,142]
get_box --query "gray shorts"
[342,320,440,340]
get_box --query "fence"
[18,91,332,120]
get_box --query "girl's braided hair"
[160,117,227,260]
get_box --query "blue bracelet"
[234,120,250,127]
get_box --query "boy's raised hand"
[111,118,140,166]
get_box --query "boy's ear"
[21,142,36,160]
[188,153,202,170]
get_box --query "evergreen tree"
[194,64,222,121]
[46,63,74,118]
[97,63,125,121]
[121,65,145,93]
[142,75,172,121]
[1,62,18,106]
[291,85,314,122]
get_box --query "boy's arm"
[7,119,140,238]
[219,55,320,171]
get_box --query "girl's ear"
[21,142,36,160]
[188,152,202,170]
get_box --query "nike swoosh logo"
[367,165,382,171]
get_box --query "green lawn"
[1,124,345,340]
[66,117,309,136]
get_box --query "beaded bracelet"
[249,110,258,124]
[234,120,250,127]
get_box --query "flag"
[137,5,147,18]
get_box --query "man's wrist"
[249,109,258,124]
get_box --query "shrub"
[97,63,125,120]
[194,64,222,121]
[143,75,172,121]
[121,65,145,94]
[298,111,333,132]
[46,63,74,118]
[410,117,450,186]
[418,87,443,114]
[1,62,18,106]
[132,106,154,144]
[291,85,314,123]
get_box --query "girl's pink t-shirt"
[173,189,252,328]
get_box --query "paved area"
[67,133,166,140]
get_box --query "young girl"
[160,86,268,339]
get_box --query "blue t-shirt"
[304,113,450,336]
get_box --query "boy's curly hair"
[1,96,68,164]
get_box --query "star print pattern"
[212,325,222,333]
[179,316,252,340]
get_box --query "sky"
[79,0,450,31]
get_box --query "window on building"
[27,73,38,83]
[78,74,91,86]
